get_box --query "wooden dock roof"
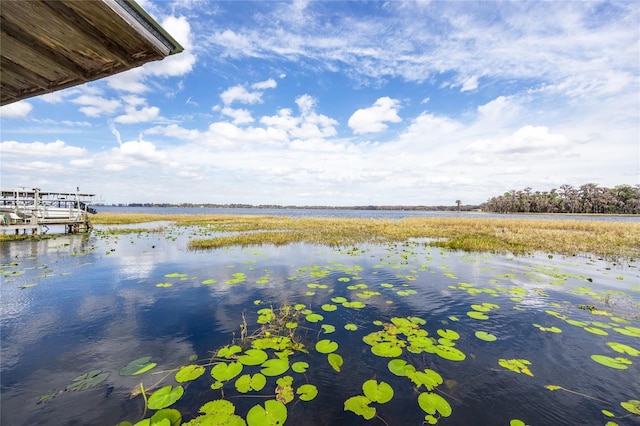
[1,0,184,106]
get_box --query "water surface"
[1,224,639,425]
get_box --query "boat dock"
[1,187,96,235]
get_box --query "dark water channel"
[1,225,639,426]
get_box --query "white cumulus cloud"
[348,97,402,134]
[0,101,33,119]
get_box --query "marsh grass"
[88,212,640,259]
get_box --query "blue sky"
[1,0,638,206]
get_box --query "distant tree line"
[481,184,640,214]
[118,203,481,212]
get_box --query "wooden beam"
[0,56,51,91]
[0,16,89,81]
[41,1,135,68]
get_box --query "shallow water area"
[1,224,639,426]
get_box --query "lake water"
[94,206,640,222]
[1,214,639,426]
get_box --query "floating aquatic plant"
[175,364,205,383]
[418,392,452,423]
[590,355,631,370]
[498,359,533,376]
[120,357,157,376]
[246,400,287,426]
[147,385,184,410]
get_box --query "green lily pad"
[321,324,336,334]
[305,313,324,323]
[120,357,156,376]
[407,369,443,391]
[260,359,289,376]
[344,395,376,420]
[418,392,452,417]
[498,359,533,376]
[475,331,497,342]
[328,353,343,372]
[344,323,358,331]
[467,311,489,320]
[321,304,338,312]
[147,385,184,410]
[362,380,394,404]
[607,342,640,356]
[292,362,309,373]
[246,400,287,426]
[590,355,630,369]
[235,373,267,393]
[435,345,466,361]
[437,329,460,340]
[342,301,366,309]
[613,326,640,337]
[371,342,403,358]
[199,399,236,415]
[149,409,182,426]
[621,399,640,415]
[67,370,110,391]
[296,384,318,401]
[583,326,608,336]
[211,362,243,382]
[238,349,269,366]
[315,339,339,354]
[175,365,205,383]
[275,376,294,404]
[218,345,242,359]
[388,359,416,377]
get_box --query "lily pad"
[175,365,205,383]
[149,409,182,426]
[388,359,416,377]
[67,370,110,391]
[296,384,318,401]
[199,399,236,415]
[147,385,184,410]
[418,392,452,417]
[621,399,640,415]
[235,373,267,393]
[291,362,309,373]
[260,359,290,376]
[371,342,403,358]
[590,355,630,370]
[607,342,640,357]
[435,345,466,361]
[238,349,269,366]
[362,380,394,404]
[498,359,533,376]
[328,353,343,372]
[315,339,339,354]
[275,376,294,404]
[344,323,358,331]
[305,313,324,323]
[120,357,157,376]
[246,400,287,426]
[218,345,242,359]
[321,304,337,312]
[211,362,243,382]
[467,311,489,320]
[475,331,497,342]
[321,324,336,334]
[344,395,376,420]
[407,369,443,390]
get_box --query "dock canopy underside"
[1,0,183,106]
